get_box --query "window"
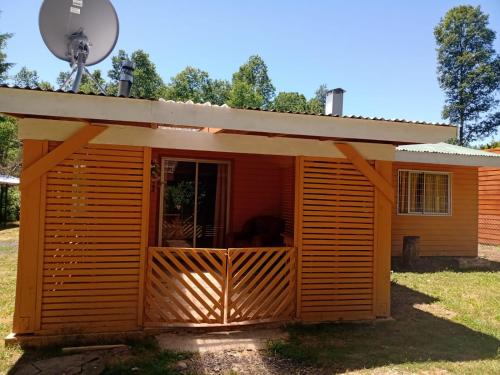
[159,158,230,248]
[398,170,451,215]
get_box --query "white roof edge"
[0,86,456,144]
[395,150,500,167]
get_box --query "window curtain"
[398,171,409,214]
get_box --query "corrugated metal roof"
[396,143,500,157]
[0,175,20,185]
[0,84,452,127]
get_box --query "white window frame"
[158,157,232,247]
[397,169,452,217]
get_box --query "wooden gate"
[144,247,295,326]
[227,247,295,323]
[144,247,227,326]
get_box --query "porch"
[13,138,391,336]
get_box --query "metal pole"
[71,59,85,92]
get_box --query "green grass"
[270,270,500,374]
[0,226,22,374]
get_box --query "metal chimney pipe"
[118,60,135,97]
[325,88,346,116]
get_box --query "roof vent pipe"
[325,88,345,116]
[118,60,135,97]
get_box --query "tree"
[273,92,308,112]
[230,55,275,108]
[107,49,165,99]
[163,66,231,105]
[307,98,323,114]
[435,6,500,145]
[204,79,231,106]
[0,13,13,83]
[314,84,329,109]
[79,69,106,94]
[0,115,20,176]
[13,66,40,88]
[227,80,263,108]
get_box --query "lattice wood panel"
[227,247,295,323]
[40,143,148,333]
[144,247,227,325]
[298,157,375,322]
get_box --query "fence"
[144,247,295,326]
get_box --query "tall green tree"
[0,13,13,83]
[0,115,20,176]
[273,92,308,112]
[163,66,231,105]
[107,49,166,99]
[314,84,329,109]
[229,55,275,108]
[435,5,500,145]
[14,66,39,88]
[227,80,263,108]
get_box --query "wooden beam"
[373,160,392,318]
[137,147,152,327]
[13,140,47,334]
[336,143,394,204]
[20,124,107,189]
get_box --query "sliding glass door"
[159,158,230,248]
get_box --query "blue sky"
[1,0,499,130]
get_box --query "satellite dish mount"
[39,0,119,93]
[59,29,101,92]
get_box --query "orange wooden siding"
[478,148,500,245]
[391,163,478,257]
[148,149,294,246]
[15,140,151,335]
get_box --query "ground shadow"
[271,282,500,373]
[392,256,500,273]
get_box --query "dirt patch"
[11,346,130,374]
[413,303,457,319]
[181,349,321,375]
[156,329,289,353]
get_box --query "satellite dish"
[39,0,119,92]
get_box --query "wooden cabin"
[479,148,500,245]
[1,86,498,339]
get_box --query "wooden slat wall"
[391,163,478,256]
[38,143,149,334]
[297,156,375,322]
[479,148,500,245]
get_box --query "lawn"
[0,226,22,374]
[271,264,500,374]
[1,225,499,374]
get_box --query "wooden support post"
[137,147,152,327]
[294,156,304,319]
[13,140,48,333]
[373,160,392,318]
